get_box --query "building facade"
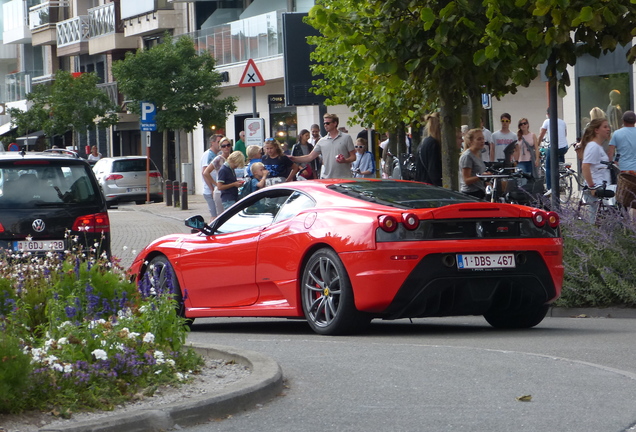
[1,0,634,194]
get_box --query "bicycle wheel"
[559,174,573,204]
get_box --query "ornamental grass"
[558,204,636,308]
[0,236,202,416]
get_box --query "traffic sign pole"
[146,131,151,204]
[252,87,257,118]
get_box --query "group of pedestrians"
[200,113,379,220]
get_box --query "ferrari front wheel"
[301,248,369,335]
[147,255,192,327]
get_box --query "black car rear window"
[0,163,99,209]
[112,159,156,172]
[327,180,478,209]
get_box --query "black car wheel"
[483,304,549,329]
[301,248,369,335]
[147,255,192,326]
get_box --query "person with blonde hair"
[262,137,299,184]
[415,112,442,186]
[460,128,491,199]
[217,151,246,209]
[249,162,269,191]
[245,144,263,179]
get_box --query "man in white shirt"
[491,113,517,163]
[481,119,493,162]
[538,107,568,194]
[200,134,222,220]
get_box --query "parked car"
[92,156,164,207]
[130,179,563,335]
[0,149,110,256]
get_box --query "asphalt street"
[108,197,636,432]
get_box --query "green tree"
[7,70,118,147]
[112,34,237,177]
[307,0,636,189]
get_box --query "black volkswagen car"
[0,150,110,256]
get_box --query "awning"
[0,121,17,136]
[16,130,45,145]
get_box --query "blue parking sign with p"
[140,101,157,131]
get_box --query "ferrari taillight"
[378,215,398,233]
[532,210,547,228]
[402,212,419,230]
[72,212,110,233]
[0,222,4,233]
[546,211,559,228]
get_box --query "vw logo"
[32,219,46,232]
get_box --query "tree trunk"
[440,89,460,190]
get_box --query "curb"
[550,306,636,319]
[39,343,284,432]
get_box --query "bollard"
[180,182,188,210]
[165,180,173,206]
[172,180,180,207]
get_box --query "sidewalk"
[132,193,210,222]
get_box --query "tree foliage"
[111,34,237,133]
[7,70,118,139]
[306,0,636,189]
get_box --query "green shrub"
[0,246,202,415]
[558,206,636,308]
[0,334,33,414]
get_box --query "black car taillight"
[72,212,110,233]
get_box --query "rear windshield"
[327,180,478,209]
[112,159,158,172]
[0,162,99,209]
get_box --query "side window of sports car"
[274,192,315,223]
[216,192,292,234]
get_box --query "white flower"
[139,305,149,313]
[142,333,155,344]
[52,363,63,372]
[122,245,128,251]
[154,350,165,364]
[57,337,68,345]
[58,321,73,329]
[176,372,186,381]
[166,359,175,367]
[63,363,73,373]
[43,355,58,365]
[128,332,140,340]
[92,349,108,360]
[155,370,163,375]
[88,319,106,329]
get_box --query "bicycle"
[478,166,541,205]
[557,161,577,205]
[575,161,622,224]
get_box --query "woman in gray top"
[459,128,490,199]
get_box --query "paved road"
[109,199,636,432]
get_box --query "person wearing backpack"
[352,137,376,178]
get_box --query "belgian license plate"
[14,240,65,252]
[457,253,515,270]
[127,187,146,192]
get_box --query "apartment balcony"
[29,1,69,46]
[2,0,32,44]
[56,15,89,56]
[0,43,18,62]
[97,81,121,108]
[187,10,283,67]
[120,0,178,38]
[88,3,137,55]
[4,70,43,103]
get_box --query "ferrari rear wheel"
[483,304,549,329]
[301,248,369,335]
[147,255,192,327]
